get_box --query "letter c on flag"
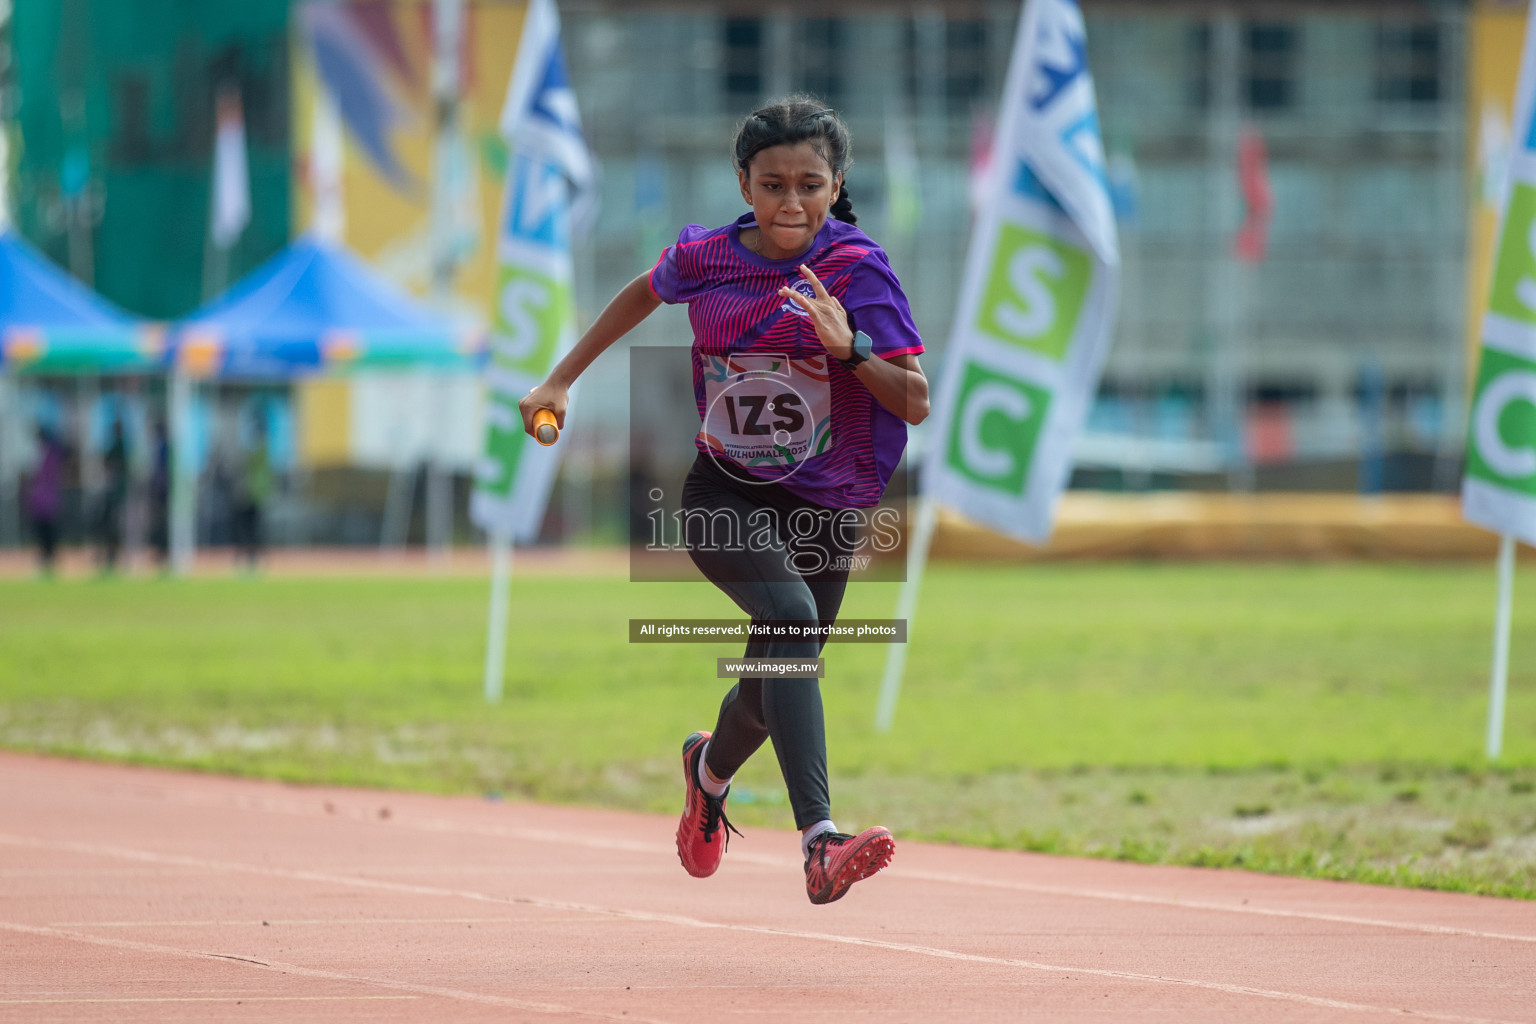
[960,381,1031,479]
[1475,370,1536,478]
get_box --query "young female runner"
[519,96,927,904]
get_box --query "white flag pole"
[1486,533,1517,760]
[168,367,196,576]
[875,494,939,733]
[877,0,1116,727]
[473,0,591,707]
[1463,1,1536,760]
[426,0,466,569]
[483,529,513,703]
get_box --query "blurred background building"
[0,0,1515,550]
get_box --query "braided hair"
[732,95,857,225]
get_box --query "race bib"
[698,353,834,471]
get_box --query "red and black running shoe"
[804,826,895,905]
[675,731,741,878]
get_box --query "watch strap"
[840,330,873,368]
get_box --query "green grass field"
[2,562,1534,897]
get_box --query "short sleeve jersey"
[649,212,923,509]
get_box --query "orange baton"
[533,408,559,446]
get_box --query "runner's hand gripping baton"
[533,408,559,446]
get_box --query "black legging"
[681,454,856,829]
[232,502,264,565]
[30,515,59,572]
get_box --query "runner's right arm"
[518,272,662,437]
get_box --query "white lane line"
[48,917,554,928]
[891,868,1536,945]
[0,832,1522,1024]
[0,920,677,1024]
[19,770,1536,945]
[0,996,417,1005]
[364,814,1536,947]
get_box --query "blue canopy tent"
[0,230,164,375]
[165,235,484,572]
[174,234,481,378]
[0,229,164,549]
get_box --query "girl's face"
[738,142,841,260]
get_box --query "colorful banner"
[1467,1,1529,394]
[469,0,593,542]
[1465,1,1536,545]
[924,0,1119,544]
[291,1,523,310]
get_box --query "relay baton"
[533,408,559,446]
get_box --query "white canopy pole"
[1486,534,1517,760]
[168,368,196,576]
[0,372,17,548]
[875,494,939,733]
[310,87,346,245]
[482,530,513,703]
[426,0,466,568]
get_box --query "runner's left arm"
[519,272,661,436]
[846,352,928,426]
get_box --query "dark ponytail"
[829,185,856,225]
[733,94,857,224]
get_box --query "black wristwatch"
[839,326,873,369]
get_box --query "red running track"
[0,751,1532,1023]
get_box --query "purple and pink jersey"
[649,212,923,509]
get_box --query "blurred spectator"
[96,419,130,574]
[25,424,68,577]
[232,415,272,570]
[148,418,171,570]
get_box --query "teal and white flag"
[1464,4,1536,546]
[924,0,1118,544]
[471,0,594,542]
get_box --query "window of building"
[1376,20,1441,105]
[722,17,762,105]
[944,20,986,108]
[111,74,152,161]
[1187,22,1211,110]
[1251,379,1318,404]
[1245,22,1296,111]
[801,18,844,107]
[902,18,987,114]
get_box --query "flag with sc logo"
[925,0,1118,544]
[1464,19,1536,546]
[470,0,593,543]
